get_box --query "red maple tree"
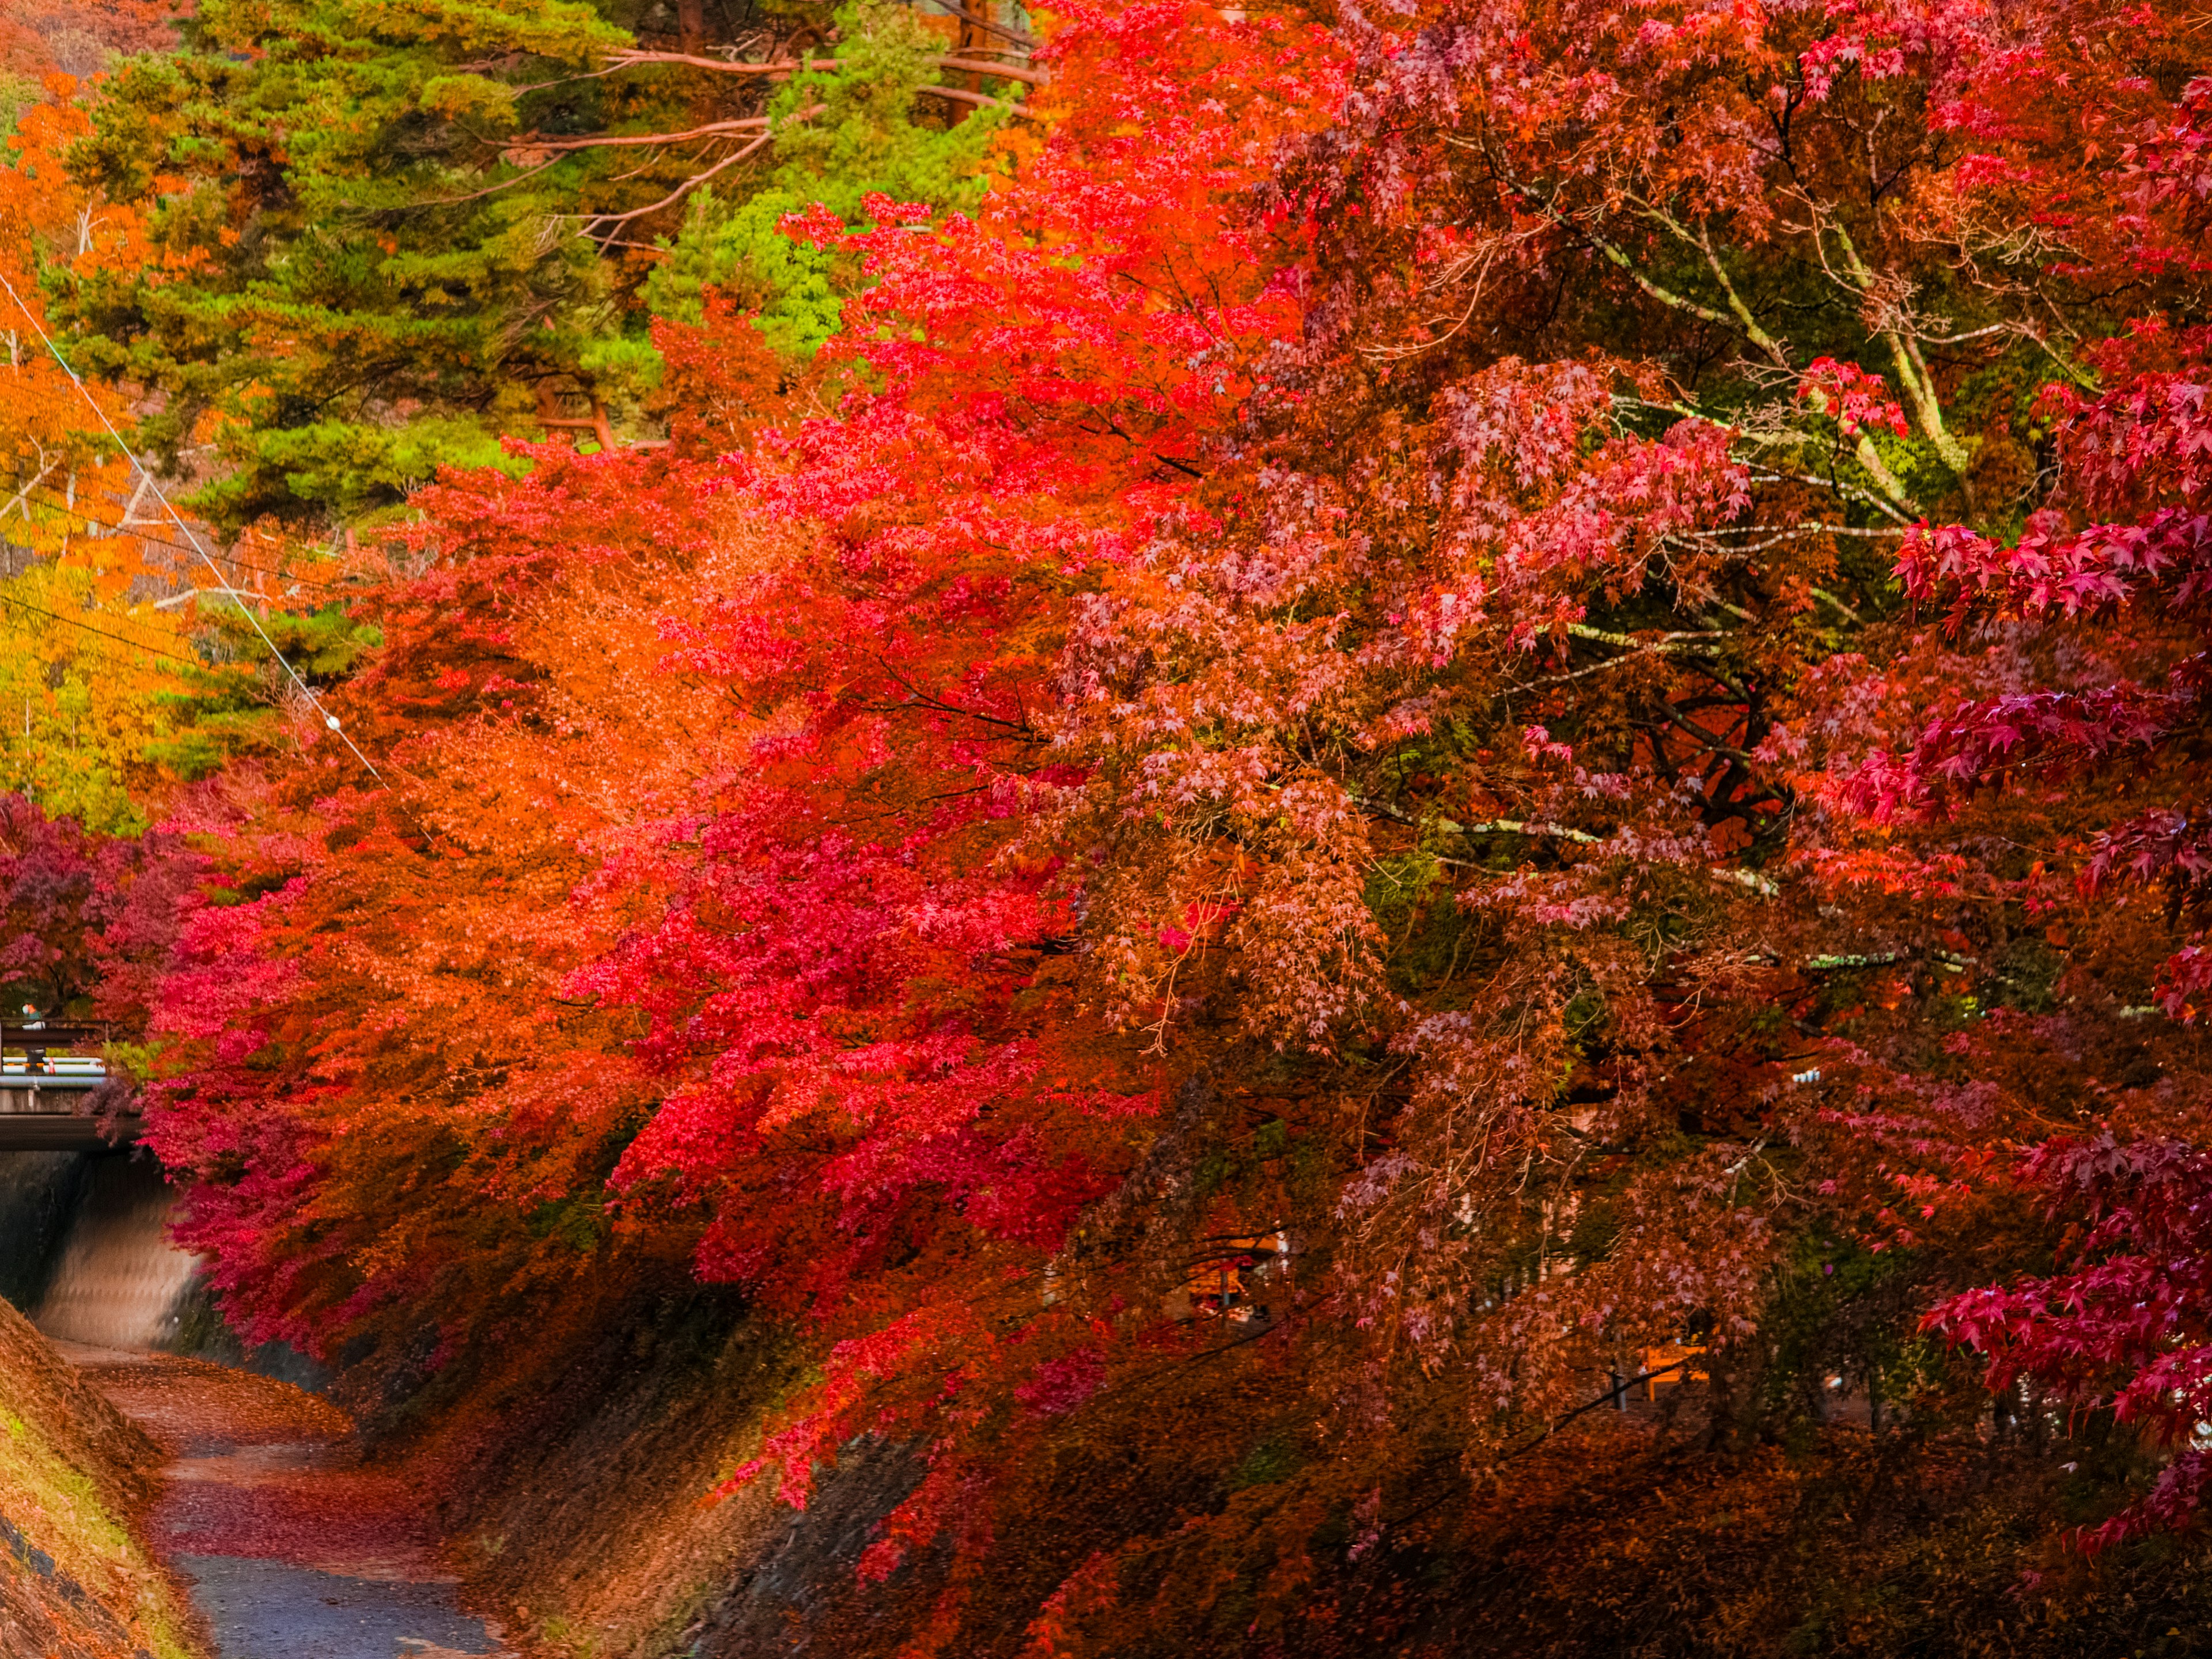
[96,0,2212,1645]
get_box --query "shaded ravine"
[59,1344,512,1659]
[9,1145,511,1659]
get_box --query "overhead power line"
[0,589,213,669]
[0,272,387,787]
[0,468,343,590]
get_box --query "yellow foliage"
[0,562,203,834]
[0,79,246,831]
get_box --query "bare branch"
[1523,629,1728,688]
[509,116,772,154]
[603,49,1048,86]
[577,130,779,233]
[604,48,810,73]
[921,85,1044,119]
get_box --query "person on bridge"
[17,1002,47,1073]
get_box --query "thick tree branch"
[603,49,1048,86]
[577,129,781,233]
[925,0,1039,48]
[1821,221,1975,479]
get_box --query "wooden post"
[954,0,994,118]
[536,406,620,452]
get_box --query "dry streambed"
[60,1343,511,1659]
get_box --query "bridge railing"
[0,1024,130,1147]
[0,1021,110,1079]
[0,1057,108,1081]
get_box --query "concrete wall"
[33,1153,199,1352]
[0,1151,88,1315]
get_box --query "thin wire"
[0,271,387,787]
[0,590,213,669]
[0,471,342,589]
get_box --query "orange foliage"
[64,0,2212,1649]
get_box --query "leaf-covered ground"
[68,1346,512,1658]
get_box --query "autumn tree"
[0,789,196,1021]
[1846,298,2212,1544]
[0,76,304,831]
[108,0,2212,1650]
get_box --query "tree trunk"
[953,0,993,120]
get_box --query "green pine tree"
[55,0,1024,529]
[647,2,1007,359]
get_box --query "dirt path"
[56,1343,511,1659]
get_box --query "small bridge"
[0,1023,139,1150]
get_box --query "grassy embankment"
[0,1294,203,1658]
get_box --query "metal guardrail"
[1,1020,112,1051]
[0,1028,130,1147]
[0,1062,108,1084]
[1,1019,111,1082]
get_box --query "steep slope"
[407,1278,2212,1659]
[0,1293,203,1659]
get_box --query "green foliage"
[0,71,48,139]
[1361,848,1440,937]
[645,2,1005,358]
[767,3,1007,218]
[528,1193,611,1255]
[1226,1435,1298,1491]
[52,0,1012,525]
[141,602,382,781]
[237,418,533,525]
[649,186,847,358]
[58,0,639,526]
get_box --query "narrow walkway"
[57,1343,509,1659]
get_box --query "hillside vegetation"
[2,0,2211,1653]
